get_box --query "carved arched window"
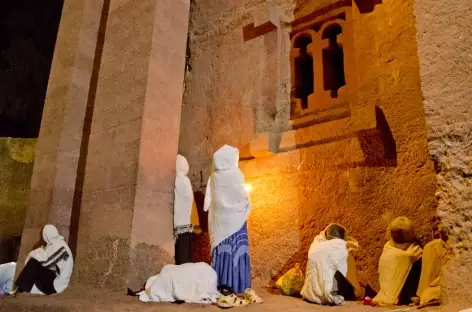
[290,8,354,121]
[321,23,345,98]
[292,33,314,109]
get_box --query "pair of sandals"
[217,286,263,308]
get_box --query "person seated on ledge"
[373,216,422,306]
[416,216,451,307]
[8,224,73,296]
[301,223,363,306]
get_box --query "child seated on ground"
[301,223,363,305]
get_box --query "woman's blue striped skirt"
[211,223,251,293]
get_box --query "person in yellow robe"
[416,217,451,307]
[373,217,422,306]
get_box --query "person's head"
[431,216,448,241]
[326,223,346,240]
[388,216,414,249]
[176,154,189,176]
[42,224,60,244]
[213,145,239,172]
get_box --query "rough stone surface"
[16,0,105,277]
[0,138,35,263]
[413,0,472,304]
[1,286,464,312]
[74,0,189,290]
[179,0,438,289]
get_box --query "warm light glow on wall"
[244,184,253,193]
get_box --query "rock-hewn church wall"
[413,0,472,304]
[180,0,438,288]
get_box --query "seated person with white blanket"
[301,223,363,306]
[8,224,73,296]
[136,262,220,304]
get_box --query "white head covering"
[174,155,195,233]
[203,145,251,250]
[28,224,73,294]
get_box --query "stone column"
[72,0,190,289]
[413,0,472,304]
[17,0,104,274]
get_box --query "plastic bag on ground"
[275,263,305,296]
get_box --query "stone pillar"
[17,0,104,274]
[72,0,190,289]
[413,0,472,304]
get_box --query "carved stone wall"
[413,0,472,305]
[180,0,438,288]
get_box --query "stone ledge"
[0,286,460,312]
[240,104,377,161]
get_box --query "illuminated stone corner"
[240,4,377,161]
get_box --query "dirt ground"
[0,286,464,312]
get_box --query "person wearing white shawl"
[0,262,16,295]
[11,224,73,295]
[301,223,363,305]
[204,145,252,293]
[174,154,200,264]
[137,262,219,304]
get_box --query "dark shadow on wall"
[357,106,397,167]
[68,0,111,257]
[192,190,211,264]
[354,0,382,14]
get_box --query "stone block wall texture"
[0,138,35,263]
[180,0,438,288]
[413,0,472,305]
[16,0,102,275]
[73,0,190,290]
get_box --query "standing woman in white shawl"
[204,145,251,293]
[10,224,73,295]
[174,154,201,264]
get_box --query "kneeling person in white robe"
[301,223,363,306]
[138,262,219,304]
[12,224,73,295]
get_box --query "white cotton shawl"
[138,262,219,304]
[174,155,194,231]
[301,224,359,306]
[0,262,16,295]
[28,224,74,294]
[204,145,251,250]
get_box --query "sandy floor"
[0,286,463,312]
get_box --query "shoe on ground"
[217,293,250,308]
[244,288,263,304]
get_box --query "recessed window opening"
[322,24,345,98]
[294,36,314,109]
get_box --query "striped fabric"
[40,247,70,273]
[211,223,251,294]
